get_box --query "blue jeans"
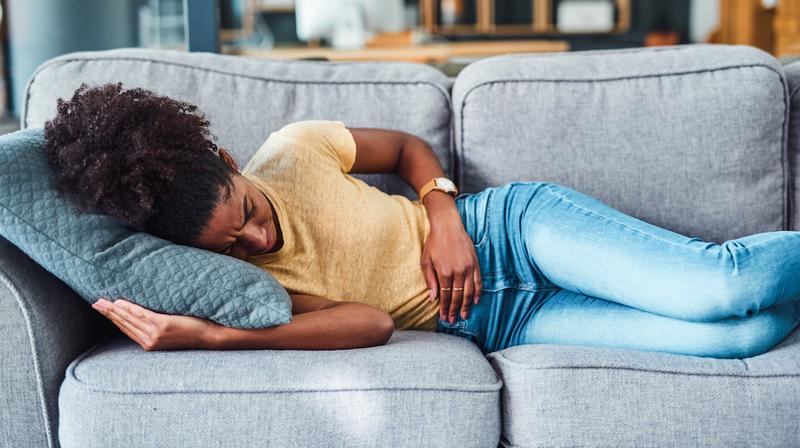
[437,182,800,358]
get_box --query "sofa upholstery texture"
[453,45,788,243]
[3,44,800,447]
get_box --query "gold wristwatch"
[419,177,458,201]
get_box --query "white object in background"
[689,0,719,43]
[362,0,405,32]
[331,1,367,49]
[138,4,153,47]
[557,1,615,33]
[295,0,338,41]
[295,0,405,47]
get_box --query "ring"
[439,287,451,291]
[452,287,464,291]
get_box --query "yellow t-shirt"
[241,120,440,331]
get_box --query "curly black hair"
[43,82,236,246]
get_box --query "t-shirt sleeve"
[274,120,356,173]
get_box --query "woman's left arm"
[348,128,482,324]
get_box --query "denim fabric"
[439,182,800,358]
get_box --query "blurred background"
[0,0,795,133]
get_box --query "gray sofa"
[3,44,800,448]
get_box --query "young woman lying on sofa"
[44,83,800,358]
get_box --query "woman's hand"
[91,298,221,351]
[421,202,482,324]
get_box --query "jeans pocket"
[438,318,466,329]
[438,320,479,343]
[457,190,492,249]
[473,210,490,249]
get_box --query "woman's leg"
[517,289,800,358]
[521,182,800,321]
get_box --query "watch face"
[436,177,456,191]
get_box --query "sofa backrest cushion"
[0,128,291,329]
[453,44,789,243]
[22,48,453,200]
[783,60,800,231]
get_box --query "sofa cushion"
[488,326,800,448]
[782,60,800,231]
[22,47,453,200]
[58,330,502,448]
[453,44,789,243]
[0,128,291,328]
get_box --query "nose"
[241,224,269,254]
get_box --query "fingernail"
[429,289,434,301]
[449,316,455,324]
[461,311,467,319]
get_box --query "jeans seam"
[540,183,706,251]
[537,184,792,267]
[473,190,493,248]
[481,283,560,292]
[515,285,561,292]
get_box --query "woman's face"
[192,174,282,261]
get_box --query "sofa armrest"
[0,236,108,448]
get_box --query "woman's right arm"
[209,294,396,350]
[91,293,395,351]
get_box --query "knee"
[693,280,760,322]
[691,255,781,322]
[697,313,787,358]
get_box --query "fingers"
[93,299,150,347]
[461,270,474,320]
[425,244,484,323]
[448,270,466,323]
[438,274,452,322]
[110,299,156,334]
[422,256,439,302]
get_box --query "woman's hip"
[455,181,559,290]
[437,286,559,354]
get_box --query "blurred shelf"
[421,0,631,36]
[257,5,294,13]
[224,39,570,63]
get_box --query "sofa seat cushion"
[487,326,800,448]
[58,330,502,448]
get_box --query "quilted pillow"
[0,128,291,329]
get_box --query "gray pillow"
[0,128,291,329]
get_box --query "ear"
[218,147,240,172]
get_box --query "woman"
[45,83,800,358]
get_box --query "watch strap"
[419,177,457,202]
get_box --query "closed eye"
[222,199,254,255]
